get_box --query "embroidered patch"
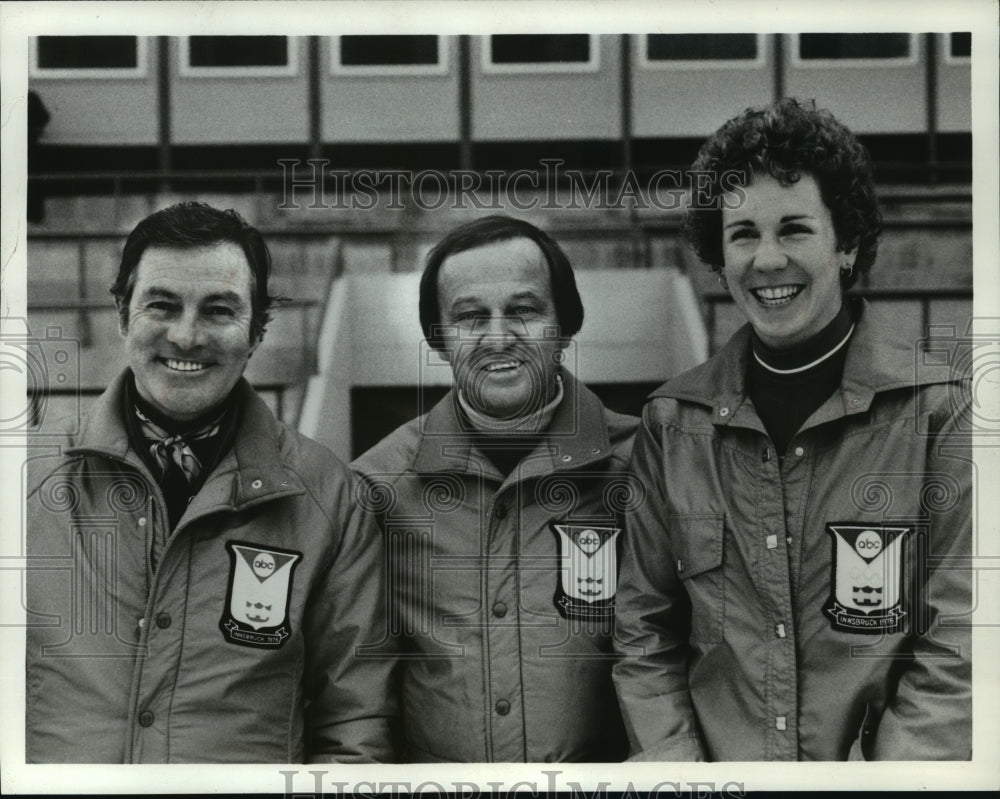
[551,523,621,619]
[823,524,910,634]
[219,541,301,649]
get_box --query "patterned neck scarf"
[133,406,225,484]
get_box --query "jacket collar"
[67,370,304,513]
[651,298,962,428]
[68,370,136,463]
[413,372,611,479]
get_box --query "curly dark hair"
[682,98,882,288]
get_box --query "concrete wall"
[29,37,159,145]
[320,37,460,143]
[169,38,309,144]
[783,34,926,134]
[632,35,774,139]
[28,34,969,146]
[470,35,622,141]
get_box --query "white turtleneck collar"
[456,373,565,434]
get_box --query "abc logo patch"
[824,523,910,634]
[854,530,883,556]
[551,522,621,620]
[253,553,276,578]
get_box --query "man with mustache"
[352,215,637,762]
[25,202,394,763]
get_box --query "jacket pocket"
[669,513,724,644]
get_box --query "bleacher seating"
[24,183,973,433]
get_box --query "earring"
[841,264,854,279]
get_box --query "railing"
[27,171,972,275]
[27,169,973,226]
[24,175,973,424]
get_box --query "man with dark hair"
[352,215,636,762]
[26,202,395,763]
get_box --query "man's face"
[122,243,258,422]
[437,237,564,420]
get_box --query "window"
[947,32,971,60]
[179,36,297,77]
[30,36,146,78]
[640,34,762,68]
[331,35,447,75]
[484,34,598,73]
[189,36,288,68]
[796,33,915,65]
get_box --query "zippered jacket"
[352,375,637,762]
[613,301,972,761]
[26,371,396,763]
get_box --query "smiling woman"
[685,99,884,452]
[720,174,850,349]
[613,98,972,762]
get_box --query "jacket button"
[561,454,572,462]
[495,699,510,716]
[138,517,147,527]
[676,559,684,573]
[139,711,155,727]
[794,446,804,457]
[156,612,172,629]
[492,602,508,618]
[719,407,730,417]
[251,479,263,489]
[494,503,507,520]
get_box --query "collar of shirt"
[751,301,854,374]
[66,370,305,514]
[651,297,964,428]
[412,371,612,480]
[123,371,239,490]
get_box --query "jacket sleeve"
[612,406,706,761]
[870,382,972,760]
[302,474,399,763]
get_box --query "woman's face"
[721,173,855,349]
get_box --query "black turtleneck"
[747,300,858,457]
